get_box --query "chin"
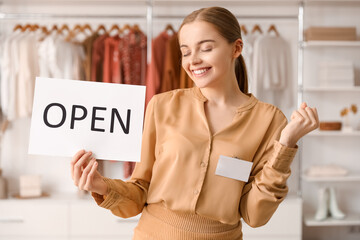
[193,79,217,89]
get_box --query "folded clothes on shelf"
[318,61,354,86]
[305,164,349,177]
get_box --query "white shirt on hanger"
[38,32,58,78]
[7,32,26,120]
[252,33,293,109]
[242,31,262,94]
[17,32,39,118]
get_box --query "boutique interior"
[0,0,359,240]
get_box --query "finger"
[73,151,92,186]
[298,107,310,122]
[70,149,86,180]
[79,158,95,190]
[291,110,297,120]
[291,110,303,122]
[312,107,319,124]
[85,161,98,191]
[304,107,317,128]
[301,102,307,109]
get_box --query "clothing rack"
[0,1,303,196]
[0,12,152,62]
[0,6,298,64]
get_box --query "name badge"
[215,155,253,182]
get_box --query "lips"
[191,67,211,77]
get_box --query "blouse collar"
[192,86,258,113]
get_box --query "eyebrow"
[180,39,215,48]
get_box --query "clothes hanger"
[133,24,141,33]
[95,24,107,34]
[22,24,32,32]
[82,24,93,34]
[267,24,279,36]
[57,24,70,35]
[30,24,40,32]
[73,24,83,32]
[251,24,263,34]
[13,24,23,32]
[164,23,175,35]
[38,26,50,41]
[240,25,248,36]
[108,24,121,36]
[121,24,131,34]
[49,24,58,33]
[66,24,85,41]
[41,26,49,35]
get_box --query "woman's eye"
[183,52,190,57]
[201,48,212,52]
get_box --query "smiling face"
[179,21,239,89]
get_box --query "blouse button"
[194,190,199,195]
[200,162,206,167]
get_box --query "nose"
[190,52,202,65]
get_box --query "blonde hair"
[179,7,248,93]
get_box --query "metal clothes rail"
[0,10,299,63]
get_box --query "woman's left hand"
[279,102,320,148]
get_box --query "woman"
[70,7,319,240]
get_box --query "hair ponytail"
[235,55,248,94]
[179,7,249,93]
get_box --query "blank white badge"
[215,155,253,182]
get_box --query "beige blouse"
[92,87,298,226]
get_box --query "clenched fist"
[279,102,320,148]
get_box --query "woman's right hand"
[70,150,108,196]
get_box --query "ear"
[233,38,243,59]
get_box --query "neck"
[199,76,245,107]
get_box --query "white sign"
[28,77,146,162]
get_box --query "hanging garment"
[242,32,261,94]
[82,33,99,81]
[161,33,181,93]
[252,34,293,109]
[17,32,39,118]
[71,42,86,80]
[121,29,147,86]
[102,35,122,84]
[121,29,147,179]
[145,31,171,107]
[51,36,74,79]
[7,32,24,120]
[1,32,21,119]
[91,34,109,82]
[38,33,58,78]
[50,36,85,80]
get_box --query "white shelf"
[304,213,360,226]
[303,86,360,92]
[307,130,360,136]
[303,41,360,47]
[302,174,360,182]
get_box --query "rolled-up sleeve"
[91,96,157,218]
[239,112,298,227]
